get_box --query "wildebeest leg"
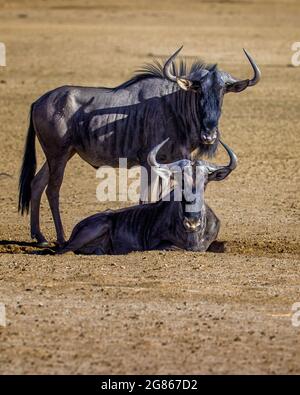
[155,241,182,251]
[46,152,73,246]
[30,161,49,245]
[58,218,111,255]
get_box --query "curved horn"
[243,48,261,86]
[147,138,170,168]
[221,49,261,89]
[206,140,237,172]
[219,140,237,170]
[163,46,183,82]
[148,138,189,171]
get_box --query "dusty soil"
[0,0,299,374]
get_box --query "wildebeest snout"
[200,127,218,145]
[183,216,203,232]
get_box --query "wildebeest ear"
[208,168,232,182]
[225,79,249,93]
[177,78,201,92]
[177,78,193,91]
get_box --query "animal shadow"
[207,240,226,253]
[0,240,56,255]
[0,240,226,255]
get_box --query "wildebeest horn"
[243,49,261,86]
[206,140,237,173]
[221,49,261,91]
[219,140,237,170]
[148,138,170,168]
[163,46,184,82]
[148,138,188,171]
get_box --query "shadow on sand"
[0,239,226,255]
[0,240,56,255]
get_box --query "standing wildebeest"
[18,47,260,246]
[58,139,237,255]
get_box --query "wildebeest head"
[148,138,237,233]
[163,47,261,146]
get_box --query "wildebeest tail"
[18,103,37,215]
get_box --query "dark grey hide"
[57,139,237,255]
[18,47,259,245]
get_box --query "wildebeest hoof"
[32,234,49,247]
[36,241,49,247]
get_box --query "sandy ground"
[0,0,299,374]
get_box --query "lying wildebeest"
[57,139,237,255]
[18,46,259,246]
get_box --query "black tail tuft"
[18,103,37,215]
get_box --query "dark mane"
[112,58,217,91]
